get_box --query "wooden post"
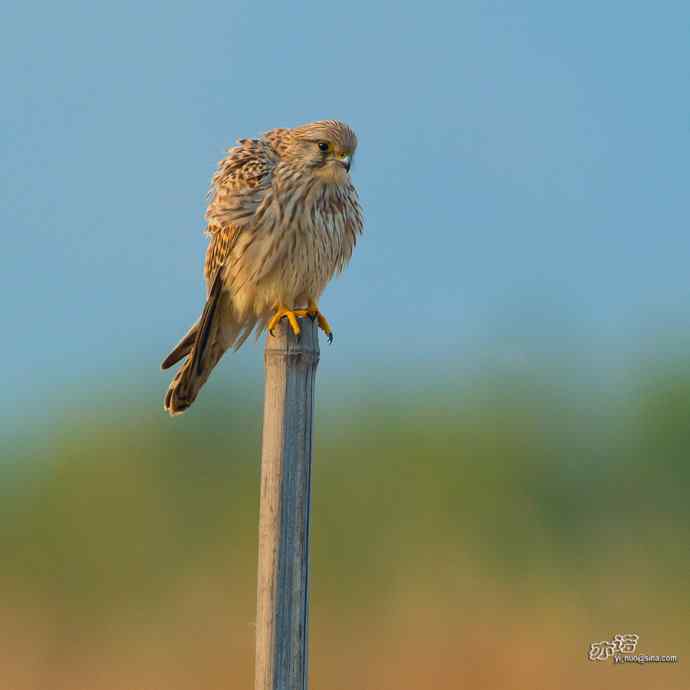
[254,317,320,690]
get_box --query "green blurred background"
[4,0,690,687]
[2,355,689,688]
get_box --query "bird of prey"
[161,120,364,415]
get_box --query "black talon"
[327,332,334,344]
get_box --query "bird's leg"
[304,299,334,343]
[268,305,302,337]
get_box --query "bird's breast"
[239,179,360,313]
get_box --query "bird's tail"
[162,271,227,416]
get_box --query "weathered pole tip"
[264,317,321,361]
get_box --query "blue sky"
[2,1,690,418]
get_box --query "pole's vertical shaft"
[255,318,319,690]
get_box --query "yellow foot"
[305,300,334,344]
[268,306,302,337]
[267,301,334,343]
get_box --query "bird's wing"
[204,224,238,288]
[203,138,277,290]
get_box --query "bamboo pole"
[254,317,320,690]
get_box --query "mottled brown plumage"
[162,120,363,415]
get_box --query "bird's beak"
[336,153,351,172]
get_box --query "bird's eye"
[318,142,330,152]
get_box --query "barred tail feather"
[163,270,226,416]
[163,350,223,416]
[161,321,199,370]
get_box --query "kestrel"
[162,120,364,415]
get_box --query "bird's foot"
[267,302,334,343]
[268,306,303,337]
[304,300,334,343]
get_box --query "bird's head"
[287,120,358,184]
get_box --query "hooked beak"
[336,153,351,172]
